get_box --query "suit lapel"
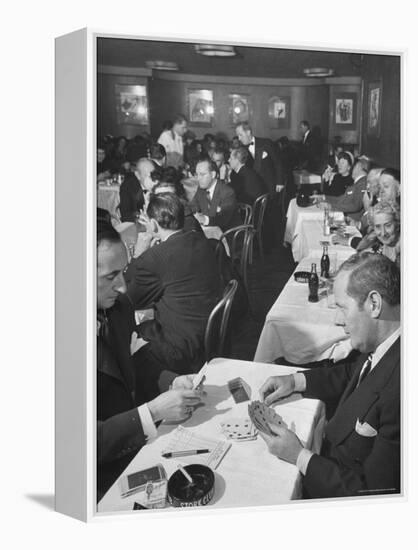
[326,338,400,445]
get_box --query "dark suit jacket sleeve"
[209,185,238,230]
[303,362,357,404]
[267,139,285,188]
[97,408,146,464]
[327,179,366,214]
[119,179,135,222]
[303,386,400,498]
[125,252,163,309]
[189,192,202,214]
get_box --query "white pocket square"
[216,206,222,213]
[262,151,268,159]
[355,419,377,437]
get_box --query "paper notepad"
[162,426,231,470]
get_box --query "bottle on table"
[308,263,319,303]
[320,245,330,278]
[323,205,330,236]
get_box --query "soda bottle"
[321,245,330,278]
[308,263,319,303]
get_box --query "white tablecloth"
[284,199,360,262]
[97,358,325,514]
[284,199,325,261]
[254,254,354,365]
[97,183,120,221]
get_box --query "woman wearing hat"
[322,151,354,196]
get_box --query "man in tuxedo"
[119,157,156,222]
[235,122,284,250]
[190,158,241,231]
[229,146,267,205]
[124,193,221,392]
[299,120,322,173]
[235,122,284,193]
[259,253,400,499]
[97,219,203,500]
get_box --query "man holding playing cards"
[259,253,400,499]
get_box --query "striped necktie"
[357,353,373,387]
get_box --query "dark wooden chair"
[204,279,238,363]
[250,193,269,263]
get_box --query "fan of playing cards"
[248,401,286,436]
[221,417,258,442]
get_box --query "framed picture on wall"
[229,93,251,125]
[188,89,214,126]
[367,81,383,137]
[114,84,149,125]
[268,96,290,128]
[334,93,357,129]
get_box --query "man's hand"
[147,389,203,422]
[331,233,349,246]
[193,212,207,226]
[171,374,196,390]
[259,375,295,405]
[259,423,303,465]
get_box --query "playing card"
[248,401,285,436]
[220,417,258,441]
[227,377,251,403]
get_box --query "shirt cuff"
[296,448,314,475]
[203,215,210,226]
[293,372,307,392]
[137,404,158,440]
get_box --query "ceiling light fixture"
[303,67,334,77]
[145,60,179,71]
[195,44,236,57]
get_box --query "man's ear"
[366,290,383,318]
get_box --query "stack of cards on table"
[248,400,286,436]
[228,377,251,403]
[220,417,258,442]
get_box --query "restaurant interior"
[96,36,401,511]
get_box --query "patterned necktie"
[357,353,373,387]
[206,190,211,207]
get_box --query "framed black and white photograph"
[188,89,214,126]
[115,84,149,126]
[55,29,403,524]
[335,93,357,129]
[268,96,290,128]
[368,81,383,136]
[229,93,251,125]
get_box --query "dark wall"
[360,55,401,169]
[148,76,330,143]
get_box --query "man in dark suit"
[235,122,284,193]
[229,146,267,205]
[119,157,156,222]
[259,253,400,499]
[325,157,368,222]
[190,158,241,231]
[124,193,221,393]
[299,120,322,173]
[97,219,203,501]
[235,122,284,250]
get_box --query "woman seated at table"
[321,151,354,196]
[333,201,400,267]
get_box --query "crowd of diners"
[97,113,401,503]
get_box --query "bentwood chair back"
[250,193,269,262]
[216,224,254,293]
[237,202,253,225]
[204,279,238,363]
